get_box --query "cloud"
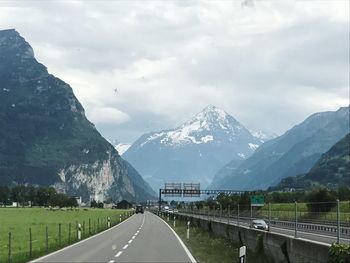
[0,0,348,143]
[87,107,130,125]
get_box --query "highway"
[177,212,350,245]
[32,212,196,263]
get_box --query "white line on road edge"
[158,215,197,263]
[122,244,128,250]
[115,251,123,257]
[128,239,133,244]
[132,236,136,239]
[31,214,135,262]
[109,260,115,263]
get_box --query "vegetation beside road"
[0,207,131,263]
[160,213,270,263]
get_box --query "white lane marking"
[123,244,128,250]
[138,227,142,230]
[158,214,197,263]
[115,251,123,258]
[128,239,133,244]
[132,236,136,239]
[109,260,115,263]
[31,214,135,263]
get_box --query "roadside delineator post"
[239,245,246,263]
[120,215,122,223]
[173,216,176,227]
[336,199,340,244]
[77,223,81,240]
[187,221,190,239]
[108,217,111,228]
[167,213,170,222]
[237,204,240,226]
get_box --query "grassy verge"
[0,207,131,262]
[160,214,270,263]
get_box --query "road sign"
[250,195,264,207]
[164,183,182,197]
[183,183,200,197]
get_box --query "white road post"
[107,216,111,228]
[173,216,176,227]
[77,223,81,240]
[167,213,170,222]
[239,245,246,263]
[187,221,190,239]
[120,215,122,223]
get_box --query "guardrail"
[177,209,350,241]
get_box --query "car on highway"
[251,219,269,231]
[136,205,144,214]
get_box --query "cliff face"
[0,29,155,202]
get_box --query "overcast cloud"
[1,0,349,143]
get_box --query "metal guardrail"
[177,209,350,241]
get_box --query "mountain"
[275,133,350,190]
[111,140,131,156]
[0,29,155,202]
[210,106,350,190]
[249,130,278,143]
[123,105,262,191]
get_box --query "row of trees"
[0,185,78,208]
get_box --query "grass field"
[0,207,131,263]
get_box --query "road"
[33,212,196,263]
[177,212,350,245]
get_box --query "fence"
[0,210,134,263]
[177,200,350,243]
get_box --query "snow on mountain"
[123,105,263,191]
[115,143,131,156]
[139,105,258,149]
[249,129,278,143]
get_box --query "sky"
[0,0,349,144]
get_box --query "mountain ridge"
[0,29,156,202]
[123,105,264,191]
[210,106,350,190]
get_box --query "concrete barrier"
[176,213,330,263]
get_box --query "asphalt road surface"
[33,212,196,263]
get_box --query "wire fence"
[0,211,134,263]
[177,200,350,243]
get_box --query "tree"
[0,186,10,206]
[306,187,336,213]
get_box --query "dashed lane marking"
[128,240,133,244]
[115,251,123,258]
[122,244,128,250]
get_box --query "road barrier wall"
[176,213,330,263]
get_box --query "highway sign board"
[183,183,200,197]
[250,195,264,207]
[164,183,182,197]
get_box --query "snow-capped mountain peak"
[135,105,259,149]
[123,105,264,191]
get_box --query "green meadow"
[0,207,131,263]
